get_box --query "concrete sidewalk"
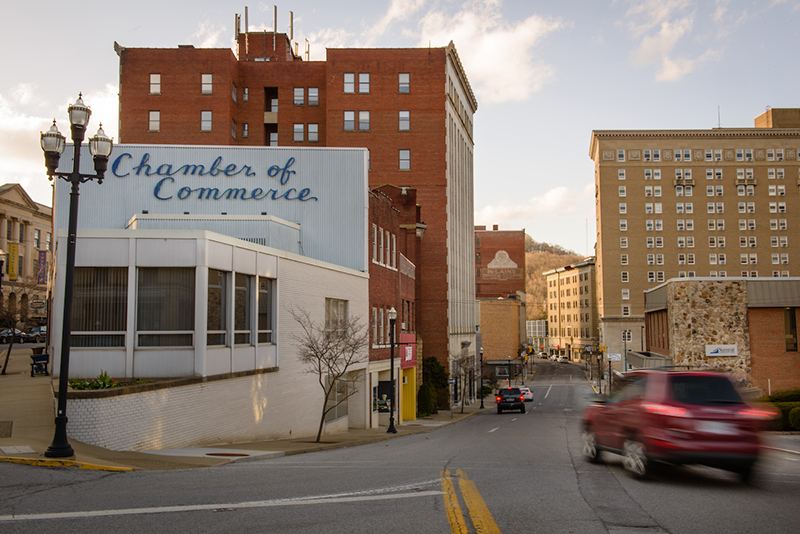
[0,347,486,471]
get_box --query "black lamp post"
[387,307,397,434]
[479,347,484,409]
[40,94,113,458]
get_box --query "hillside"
[524,236,584,321]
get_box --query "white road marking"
[488,427,500,433]
[0,490,444,522]
[545,385,552,398]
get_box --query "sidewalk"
[0,347,485,471]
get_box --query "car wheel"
[736,463,755,485]
[582,429,601,463]
[497,406,502,414]
[520,405,525,414]
[622,438,648,479]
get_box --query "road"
[1,359,799,533]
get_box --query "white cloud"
[304,27,354,60]
[361,0,427,45]
[192,21,226,48]
[414,0,563,104]
[475,181,593,225]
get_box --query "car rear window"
[670,375,742,406]
[501,388,521,395]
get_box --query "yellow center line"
[441,470,469,534]
[456,470,502,534]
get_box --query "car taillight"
[496,396,501,402]
[642,403,690,418]
[520,396,525,402]
[738,407,777,420]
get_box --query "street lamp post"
[623,329,630,373]
[40,94,113,458]
[640,325,645,352]
[387,307,397,434]
[507,355,511,386]
[479,347,484,409]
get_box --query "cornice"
[446,41,478,113]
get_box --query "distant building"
[526,319,548,353]
[590,108,800,361]
[643,277,800,394]
[0,184,51,327]
[544,258,598,361]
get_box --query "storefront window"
[234,273,251,344]
[72,267,128,347]
[207,269,227,346]
[137,267,195,347]
[258,278,273,343]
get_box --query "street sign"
[448,378,456,384]
[607,353,622,361]
[31,301,46,310]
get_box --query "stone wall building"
[643,278,800,394]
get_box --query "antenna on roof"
[244,7,249,54]
[273,5,277,55]
[290,10,294,41]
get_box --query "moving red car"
[581,369,774,482]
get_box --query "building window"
[787,309,798,352]
[200,111,212,131]
[621,271,629,282]
[201,73,213,94]
[618,186,626,197]
[19,224,23,243]
[618,150,625,162]
[622,288,630,300]
[344,72,355,93]
[242,123,249,138]
[620,254,628,265]
[231,119,237,139]
[149,73,161,95]
[72,267,127,348]
[34,229,41,249]
[232,83,237,102]
[207,269,227,346]
[308,87,319,106]
[293,123,304,142]
[308,123,319,142]
[359,110,370,131]
[234,273,252,345]
[619,203,627,214]
[399,110,410,131]
[619,220,627,231]
[622,306,630,317]
[344,111,355,131]
[46,232,52,251]
[325,298,348,338]
[359,73,370,93]
[137,267,195,347]
[620,237,628,248]
[294,87,305,105]
[148,111,160,132]
[399,72,410,93]
[258,278,274,343]
[399,149,410,170]
[243,87,249,101]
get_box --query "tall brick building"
[590,108,800,359]
[114,21,477,377]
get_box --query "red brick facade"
[475,225,526,298]
[748,307,800,393]
[116,34,475,369]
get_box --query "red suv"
[581,370,774,482]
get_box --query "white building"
[50,145,371,450]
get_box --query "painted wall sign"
[705,344,738,357]
[37,250,47,285]
[8,243,17,281]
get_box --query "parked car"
[23,326,47,343]
[581,369,776,482]
[496,387,525,414]
[0,328,25,344]
[550,354,559,361]
[558,356,570,363]
[519,386,534,402]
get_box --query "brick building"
[643,278,800,394]
[543,258,599,361]
[590,108,800,360]
[115,19,477,380]
[475,225,526,298]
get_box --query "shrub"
[69,370,119,390]
[417,381,437,417]
[768,389,800,403]
[769,402,800,431]
[789,407,800,431]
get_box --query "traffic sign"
[607,353,622,361]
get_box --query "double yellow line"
[441,469,501,534]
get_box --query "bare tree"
[1,277,45,375]
[289,307,369,443]
[452,346,476,414]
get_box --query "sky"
[2,0,799,255]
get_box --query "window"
[656,237,663,248]
[201,73,213,94]
[741,254,749,265]
[399,149,410,170]
[707,202,716,214]
[736,149,743,161]
[678,253,686,265]
[716,186,723,196]
[232,83,237,102]
[308,87,319,106]
[344,73,355,93]
[619,169,626,180]
[769,185,777,196]
[686,219,694,231]
[781,236,789,247]
[325,298,348,338]
[207,269,227,346]
[644,149,651,162]
[622,289,630,300]
[231,119,237,139]
[778,185,786,196]
[645,186,653,197]
[621,271,629,282]
[620,254,628,265]
[619,203,627,214]
[676,185,684,197]
[620,237,628,248]
[308,123,319,142]
[243,87,249,101]
[399,110,410,131]
[677,220,685,231]
[684,185,692,196]
[359,73,370,93]
[648,272,656,282]
[34,229,41,249]
[745,149,753,161]
[294,87,304,105]
[620,220,627,231]
[200,110,212,131]
[786,309,798,352]
[344,111,355,131]
[715,169,723,180]
[685,202,693,213]
[46,232,52,251]
[234,273,252,344]
[293,123,304,142]
[137,268,195,347]
[358,110,370,131]
[719,237,726,248]
[619,186,626,197]
[148,111,160,132]
[676,203,684,214]
[707,185,714,197]
[269,132,277,146]
[622,306,630,317]
[705,149,712,161]
[645,169,653,180]
[646,220,654,231]
[653,149,660,161]
[647,254,655,265]
[647,236,655,248]
[654,186,661,197]
[655,220,663,231]
[645,203,654,214]
[150,73,161,94]
[717,203,724,213]
[399,72,410,93]
[72,267,127,348]
[618,150,625,162]
[243,123,249,138]
[710,254,717,265]
[657,272,665,282]
[718,219,726,230]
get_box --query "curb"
[0,456,133,471]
